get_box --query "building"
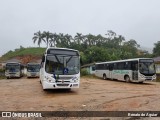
[154,56,160,74]
[0,62,5,69]
[81,63,95,74]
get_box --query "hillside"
[0,47,46,63]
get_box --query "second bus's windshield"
[139,59,155,75]
[45,55,80,75]
[6,64,20,72]
[27,65,40,72]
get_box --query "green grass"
[0,47,46,61]
[0,76,5,80]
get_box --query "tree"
[153,41,160,56]
[31,30,143,64]
[123,39,140,58]
[49,33,57,47]
[32,31,45,47]
[95,34,106,47]
[42,31,54,47]
[64,34,72,47]
[84,46,110,63]
[74,33,84,45]
[105,30,116,40]
[57,33,66,47]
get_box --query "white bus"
[5,62,23,79]
[95,58,156,83]
[27,63,40,78]
[40,47,80,90]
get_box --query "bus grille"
[52,76,73,80]
[59,77,73,80]
[57,84,69,86]
[9,73,16,75]
[145,76,152,80]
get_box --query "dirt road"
[0,76,160,118]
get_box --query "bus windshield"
[27,65,40,72]
[139,59,155,75]
[6,64,20,72]
[45,55,80,75]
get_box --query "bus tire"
[66,88,71,91]
[125,75,130,83]
[103,74,107,80]
[139,81,144,84]
[43,89,47,91]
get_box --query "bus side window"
[113,63,117,70]
[105,64,109,70]
[109,64,113,71]
[131,61,138,71]
[118,62,125,70]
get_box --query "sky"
[0,0,160,56]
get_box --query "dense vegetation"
[32,30,154,65]
[1,30,160,65]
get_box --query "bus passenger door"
[109,64,113,79]
[131,61,138,80]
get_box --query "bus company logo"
[2,112,11,117]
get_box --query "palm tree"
[58,33,66,47]
[32,31,45,47]
[64,34,72,47]
[49,33,58,47]
[74,33,84,45]
[42,31,55,47]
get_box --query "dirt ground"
[0,76,160,119]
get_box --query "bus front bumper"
[5,73,20,78]
[42,81,79,89]
[139,75,156,81]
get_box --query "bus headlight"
[139,74,145,78]
[45,76,55,83]
[153,75,156,79]
[72,77,78,83]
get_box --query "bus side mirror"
[80,58,83,65]
[42,55,45,62]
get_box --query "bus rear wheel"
[139,81,144,84]
[125,76,130,83]
[103,74,107,80]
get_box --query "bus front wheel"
[125,75,130,83]
[103,74,107,80]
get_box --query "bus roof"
[27,63,40,65]
[45,47,79,56]
[6,62,21,64]
[96,58,154,65]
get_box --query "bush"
[0,69,5,79]
[156,74,160,82]
[80,68,89,76]
[0,69,5,72]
